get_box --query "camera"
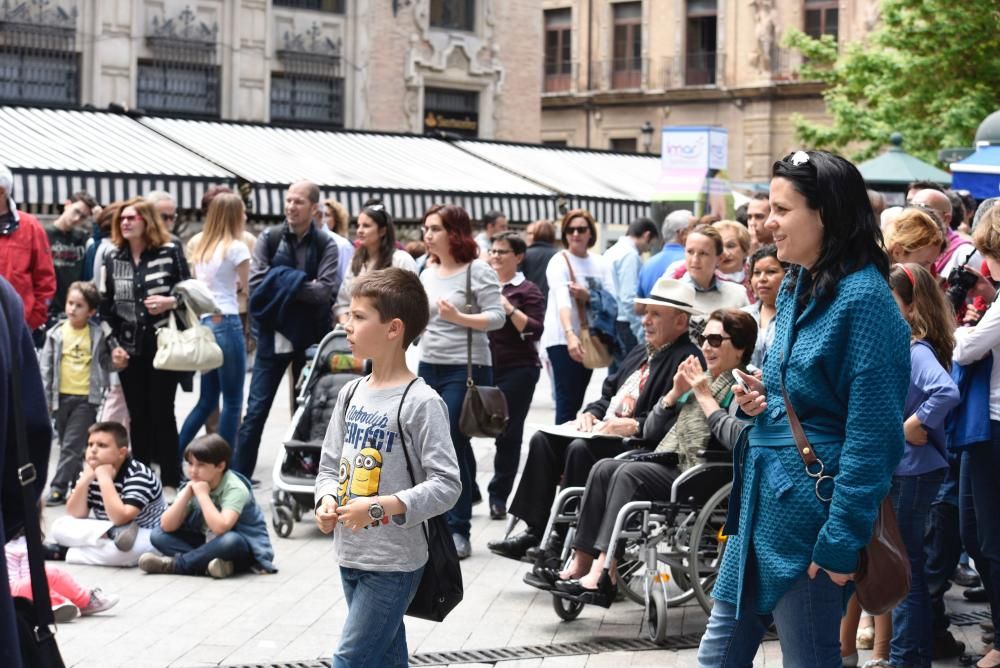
[945,256,979,314]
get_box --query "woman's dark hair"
[772,150,890,301]
[351,204,397,275]
[559,208,598,249]
[530,219,556,243]
[424,204,478,264]
[708,308,758,366]
[184,434,232,467]
[491,231,526,256]
[747,244,789,274]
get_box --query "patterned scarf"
[654,369,736,470]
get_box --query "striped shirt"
[86,457,166,529]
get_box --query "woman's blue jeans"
[178,315,246,454]
[334,566,423,668]
[698,561,843,667]
[418,362,492,539]
[889,469,946,667]
[546,344,593,424]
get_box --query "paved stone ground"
[43,354,992,667]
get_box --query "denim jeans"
[960,421,1000,647]
[489,365,540,507]
[418,362,492,539]
[546,344,593,424]
[150,526,252,575]
[924,454,962,638]
[698,565,843,667]
[233,349,306,478]
[335,566,423,668]
[890,469,946,667]
[178,315,246,455]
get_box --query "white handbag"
[153,308,223,372]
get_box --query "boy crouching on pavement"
[50,421,165,566]
[314,268,461,667]
[139,435,276,578]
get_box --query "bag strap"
[781,382,819,468]
[561,252,589,328]
[392,378,429,546]
[0,289,58,635]
[465,264,473,387]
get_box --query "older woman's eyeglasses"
[697,333,732,348]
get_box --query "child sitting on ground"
[7,531,119,623]
[138,435,276,578]
[39,281,109,506]
[49,421,165,566]
[314,268,461,667]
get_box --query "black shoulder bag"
[1,291,66,668]
[342,378,463,622]
[457,265,509,438]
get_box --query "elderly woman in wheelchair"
[525,309,758,609]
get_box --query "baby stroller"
[271,327,364,538]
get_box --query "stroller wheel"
[273,506,294,538]
[292,502,304,523]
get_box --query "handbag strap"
[392,378,429,546]
[781,383,819,468]
[465,264,473,387]
[561,252,589,328]
[0,289,58,635]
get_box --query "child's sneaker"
[138,553,175,574]
[80,588,119,616]
[207,558,234,579]
[111,522,138,551]
[52,602,79,623]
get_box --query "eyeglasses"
[565,226,590,235]
[488,248,513,256]
[120,215,143,222]
[160,213,176,222]
[696,333,732,348]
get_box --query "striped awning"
[138,118,557,220]
[1,106,236,211]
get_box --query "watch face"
[368,503,385,520]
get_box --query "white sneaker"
[207,558,234,579]
[52,602,79,623]
[80,588,119,616]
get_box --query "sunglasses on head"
[697,333,732,348]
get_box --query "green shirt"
[185,470,250,536]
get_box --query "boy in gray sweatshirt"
[315,267,461,667]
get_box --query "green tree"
[785,0,1000,165]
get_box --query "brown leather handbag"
[781,383,910,615]
[457,265,509,438]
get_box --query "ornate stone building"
[539,0,878,182]
[0,0,541,141]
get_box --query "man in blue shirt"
[604,218,659,369]
[638,210,693,298]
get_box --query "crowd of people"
[1,151,1000,668]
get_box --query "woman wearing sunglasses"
[101,197,190,490]
[526,308,756,604]
[539,209,615,423]
[698,151,911,666]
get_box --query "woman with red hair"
[418,204,505,559]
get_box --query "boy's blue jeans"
[178,315,246,455]
[335,566,423,668]
[150,526,252,575]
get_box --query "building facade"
[0,0,541,141]
[540,0,878,182]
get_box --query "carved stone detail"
[0,0,76,30]
[748,0,777,72]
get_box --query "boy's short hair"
[351,267,429,348]
[67,280,100,310]
[88,422,128,449]
[184,434,232,467]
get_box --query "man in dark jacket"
[233,181,340,479]
[489,280,703,560]
[1,277,53,666]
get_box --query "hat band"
[647,294,695,310]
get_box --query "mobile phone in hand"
[733,368,760,394]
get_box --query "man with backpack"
[233,181,340,480]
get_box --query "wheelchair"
[523,444,733,643]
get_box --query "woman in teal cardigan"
[697,150,911,667]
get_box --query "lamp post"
[640,121,654,153]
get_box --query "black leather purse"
[457,265,509,438]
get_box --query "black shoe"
[489,501,507,521]
[933,631,966,660]
[523,566,562,591]
[983,632,995,645]
[964,586,989,603]
[45,489,67,507]
[526,531,563,563]
[43,543,68,561]
[523,570,555,591]
[471,484,483,506]
[953,564,982,588]
[553,572,617,609]
[488,531,540,561]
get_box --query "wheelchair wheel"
[552,593,585,621]
[273,505,295,538]
[688,482,732,614]
[645,582,669,644]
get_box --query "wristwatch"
[368,500,387,524]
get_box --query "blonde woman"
[713,220,751,283]
[178,193,250,454]
[884,208,946,270]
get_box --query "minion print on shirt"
[349,448,383,497]
[337,458,351,506]
[340,402,401,506]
